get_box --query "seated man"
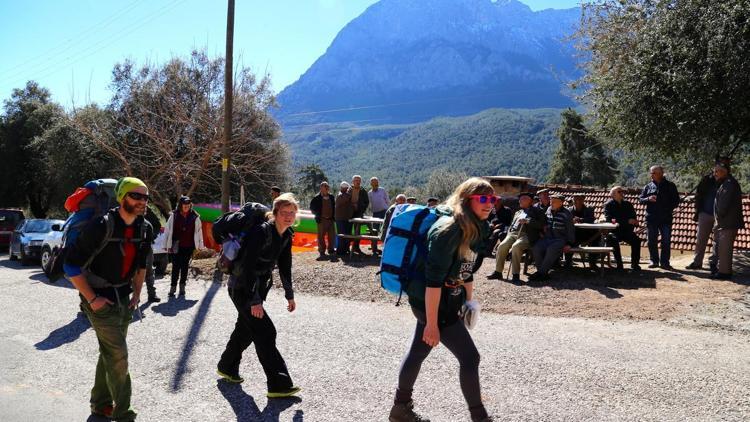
[471,196,513,273]
[530,194,575,281]
[603,186,642,271]
[564,193,600,268]
[426,197,439,209]
[487,192,546,283]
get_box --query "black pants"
[218,289,293,392]
[170,246,194,287]
[607,231,641,268]
[395,308,486,419]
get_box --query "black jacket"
[603,199,638,237]
[639,178,680,224]
[229,221,294,309]
[568,205,596,224]
[65,209,153,301]
[693,175,718,222]
[309,193,335,223]
[715,176,745,230]
[489,206,513,230]
[348,186,369,218]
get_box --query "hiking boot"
[528,272,549,282]
[216,369,244,383]
[267,386,301,398]
[661,264,674,271]
[709,263,718,275]
[147,294,161,303]
[389,401,430,422]
[178,285,186,296]
[648,263,660,269]
[168,285,176,297]
[685,262,703,270]
[709,272,732,280]
[510,274,521,284]
[486,271,503,280]
[631,265,642,272]
[91,404,114,418]
[316,254,328,261]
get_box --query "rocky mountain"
[277,0,580,126]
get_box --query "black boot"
[168,285,176,297]
[389,401,429,422]
[179,284,186,296]
[486,271,503,280]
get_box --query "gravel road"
[1,257,749,421]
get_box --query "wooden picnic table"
[337,217,385,259]
[572,222,619,274]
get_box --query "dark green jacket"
[409,212,490,326]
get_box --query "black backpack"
[212,202,270,275]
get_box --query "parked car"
[0,209,25,251]
[9,219,65,265]
[40,221,66,272]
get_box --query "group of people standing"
[484,159,744,282]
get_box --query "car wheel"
[20,248,32,266]
[41,246,52,272]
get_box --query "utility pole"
[221,0,235,213]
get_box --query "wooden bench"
[568,246,613,276]
[337,234,382,259]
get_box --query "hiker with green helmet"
[64,177,154,421]
[389,177,495,422]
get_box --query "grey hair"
[340,181,351,189]
[649,165,664,173]
[609,186,624,197]
[395,194,406,201]
[370,177,379,182]
[352,175,362,181]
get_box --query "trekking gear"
[266,386,301,398]
[388,401,430,422]
[216,368,244,384]
[379,204,451,305]
[46,179,121,282]
[212,202,270,275]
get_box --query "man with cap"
[535,189,551,213]
[163,195,205,297]
[530,194,575,281]
[488,192,546,283]
[426,197,439,209]
[406,197,418,205]
[639,165,680,269]
[565,193,599,268]
[603,186,642,271]
[381,194,407,242]
[64,177,154,421]
[709,158,744,279]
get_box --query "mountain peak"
[491,0,532,13]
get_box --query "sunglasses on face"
[469,194,498,204]
[126,192,150,202]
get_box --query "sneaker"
[389,401,430,422]
[510,274,521,284]
[661,264,674,271]
[147,295,161,303]
[267,386,301,398]
[217,369,244,383]
[486,271,503,280]
[685,262,703,270]
[316,254,328,261]
[648,263,659,269]
[91,404,114,418]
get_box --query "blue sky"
[0,0,580,108]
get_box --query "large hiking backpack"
[212,202,270,275]
[44,179,120,281]
[379,204,451,304]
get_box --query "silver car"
[9,219,65,266]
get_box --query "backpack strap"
[83,213,115,270]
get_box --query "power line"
[4,0,188,88]
[0,0,145,77]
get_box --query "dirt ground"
[190,250,750,334]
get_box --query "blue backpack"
[379,204,451,304]
[44,179,120,281]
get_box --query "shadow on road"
[217,380,302,421]
[29,270,76,289]
[34,311,91,351]
[150,296,199,317]
[170,279,221,391]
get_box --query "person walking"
[217,193,301,398]
[389,177,494,422]
[309,181,336,260]
[687,171,719,270]
[64,177,154,421]
[143,206,162,302]
[163,196,204,297]
[335,182,354,256]
[709,158,745,279]
[639,166,680,269]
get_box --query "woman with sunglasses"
[217,193,301,398]
[389,177,494,422]
[163,195,204,297]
